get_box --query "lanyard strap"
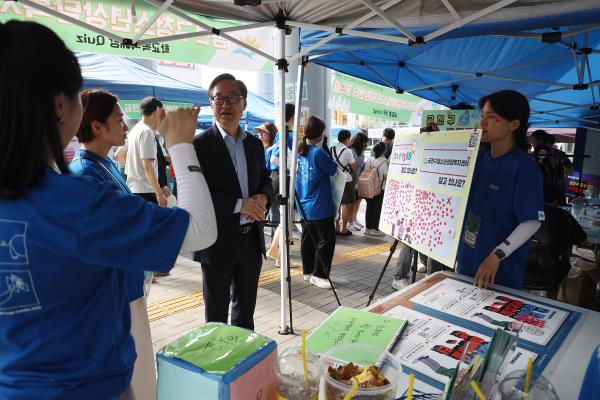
[72,156,131,194]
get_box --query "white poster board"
[380,130,481,267]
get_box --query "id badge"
[463,212,481,248]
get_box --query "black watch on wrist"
[493,248,506,261]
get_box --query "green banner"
[119,100,192,120]
[328,72,440,123]
[0,0,273,71]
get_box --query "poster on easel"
[379,130,481,267]
[382,305,536,387]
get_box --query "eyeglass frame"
[209,95,245,105]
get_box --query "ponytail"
[298,136,309,156]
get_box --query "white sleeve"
[495,220,541,258]
[169,143,217,255]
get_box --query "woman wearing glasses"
[0,21,217,400]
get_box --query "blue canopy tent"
[78,52,209,107]
[197,91,275,132]
[300,14,600,129]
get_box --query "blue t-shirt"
[69,149,145,301]
[0,170,188,399]
[295,145,338,220]
[456,147,543,289]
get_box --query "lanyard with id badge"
[462,152,499,248]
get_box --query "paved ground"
[147,207,417,353]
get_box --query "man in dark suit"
[193,73,272,330]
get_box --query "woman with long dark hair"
[457,90,544,290]
[296,116,338,289]
[348,131,369,231]
[0,20,217,399]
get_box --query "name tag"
[463,212,481,248]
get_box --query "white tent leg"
[132,0,173,43]
[288,61,306,229]
[277,28,289,335]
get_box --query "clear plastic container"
[275,346,321,399]
[498,370,559,400]
[319,344,401,400]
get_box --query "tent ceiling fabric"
[177,0,599,30]
[174,0,600,127]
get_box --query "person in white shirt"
[331,129,356,235]
[120,97,170,206]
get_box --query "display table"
[365,271,600,399]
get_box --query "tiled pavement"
[147,213,415,354]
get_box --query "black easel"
[366,241,419,307]
[294,192,342,306]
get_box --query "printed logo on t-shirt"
[0,269,41,315]
[538,211,546,221]
[0,219,28,265]
[489,184,499,191]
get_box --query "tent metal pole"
[544,104,594,113]
[276,28,290,335]
[137,31,213,45]
[404,66,452,104]
[492,54,572,75]
[356,0,416,41]
[287,0,404,63]
[18,0,124,42]
[584,54,598,105]
[526,87,571,97]
[530,97,581,108]
[144,0,277,62]
[494,24,600,40]
[405,76,474,93]
[440,0,461,20]
[132,0,173,43]
[572,48,584,85]
[485,74,573,88]
[531,111,600,125]
[424,0,519,42]
[287,21,409,45]
[288,62,305,237]
[347,53,398,90]
[137,22,274,45]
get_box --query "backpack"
[357,158,385,198]
[331,146,350,173]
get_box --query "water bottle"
[585,186,593,199]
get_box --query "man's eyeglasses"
[210,95,244,105]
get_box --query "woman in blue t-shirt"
[0,21,217,400]
[69,89,157,399]
[457,90,544,290]
[295,116,338,289]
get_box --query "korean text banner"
[328,72,441,123]
[380,130,481,267]
[0,0,273,71]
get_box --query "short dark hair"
[78,89,119,144]
[452,102,475,110]
[479,90,530,152]
[373,141,388,158]
[383,128,395,140]
[208,73,248,99]
[337,129,351,143]
[285,103,295,123]
[0,21,82,199]
[140,96,163,117]
[531,129,549,143]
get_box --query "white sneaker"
[310,276,332,289]
[303,274,311,281]
[370,229,386,237]
[417,262,427,273]
[352,220,364,229]
[392,278,411,291]
[347,223,361,231]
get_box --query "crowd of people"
[0,20,582,399]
